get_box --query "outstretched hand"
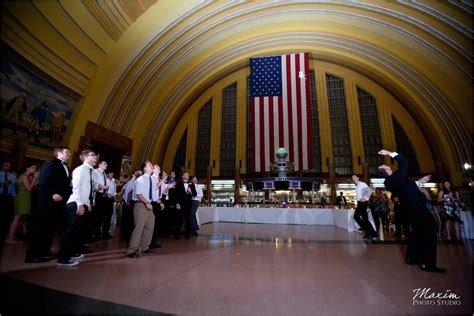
[418,175,431,183]
[378,149,392,156]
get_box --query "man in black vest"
[378,149,445,273]
[26,146,72,263]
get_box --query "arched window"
[392,116,420,176]
[195,100,212,177]
[309,70,321,173]
[172,129,187,176]
[357,87,384,174]
[220,83,237,177]
[326,74,352,175]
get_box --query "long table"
[196,207,359,232]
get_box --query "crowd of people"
[0,147,465,272]
[0,147,204,267]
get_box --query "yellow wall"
[164,61,436,177]
[1,1,471,184]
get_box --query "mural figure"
[1,47,79,149]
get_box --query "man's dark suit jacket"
[173,181,197,210]
[383,154,428,222]
[37,158,72,212]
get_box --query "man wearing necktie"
[0,161,16,245]
[171,172,197,239]
[93,161,112,240]
[149,164,165,250]
[57,149,97,267]
[26,147,71,263]
[126,161,155,258]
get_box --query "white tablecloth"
[197,207,357,232]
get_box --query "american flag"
[250,52,313,172]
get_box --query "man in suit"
[171,172,196,239]
[378,149,446,273]
[335,192,348,208]
[93,160,110,240]
[26,146,72,263]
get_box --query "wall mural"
[120,156,132,183]
[0,45,81,149]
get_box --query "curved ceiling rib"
[135,33,469,170]
[1,0,471,181]
[100,4,471,133]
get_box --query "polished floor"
[1,223,472,315]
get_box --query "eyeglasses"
[86,153,96,157]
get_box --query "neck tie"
[102,171,107,193]
[89,168,94,206]
[149,176,153,201]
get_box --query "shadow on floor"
[0,274,169,315]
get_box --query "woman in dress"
[5,164,38,244]
[372,188,390,232]
[437,181,462,241]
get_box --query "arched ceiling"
[2,0,472,180]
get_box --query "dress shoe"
[419,264,447,273]
[142,248,155,253]
[126,252,139,258]
[43,252,58,259]
[25,257,50,263]
[57,259,79,267]
[191,233,199,237]
[71,254,85,260]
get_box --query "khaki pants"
[127,202,155,254]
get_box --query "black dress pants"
[26,200,64,260]
[58,202,87,262]
[407,207,438,267]
[354,201,376,237]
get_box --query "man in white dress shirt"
[57,150,97,267]
[93,161,109,240]
[190,176,203,236]
[149,165,165,250]
[352,174,377,241]
[120,170,139,241]
[101,170,117,239]
[126,161,155,258]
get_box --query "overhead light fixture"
[464,163,472,170]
